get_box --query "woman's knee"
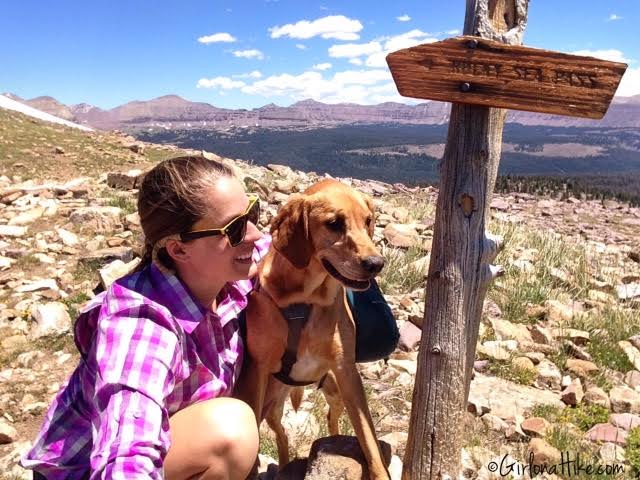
[201,397,259,456]
[166,397,259,479]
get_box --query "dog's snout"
[361,255,385,274]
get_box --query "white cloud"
[237,68,399,104]
[445,29,461,36]
[233,70,263,79]
[198,32,236,44]
[269,15,363,40]
[570,49,630,64]
[617,68,640,96]
[383,29,437,52]
[197,77,246,89]
[313,63,332,71]
[328,41,382,58]
[608,14,623,21]
[397,14,411,22]
[233,49,265,60]
[296,44,307,50]
[349,58,363,66]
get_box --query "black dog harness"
[272,303,321,387]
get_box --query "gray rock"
[616,283,640,301]
[624,370,640,390]
[469,373,564,420]
[598,443,626,463]
[561,378,584,406]
[304,435,392,480]
[0,225,28,237]
[535,359,563,391]
[383,224,419,248]
[583,385,610,409]
[398,321,421,352]
[618,341,640,371]
[609,386,640,413]
[528,438,561,465]
[70,206,122,233]
[107,170,143,190]
[0,419,17,444]
[30,302,71,338]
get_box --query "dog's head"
[270,179,384,291]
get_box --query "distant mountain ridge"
[5,92,640,131]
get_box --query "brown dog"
[235,179,390,479]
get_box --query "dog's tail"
[290,387,304,412]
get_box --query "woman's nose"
[245,221,263,242]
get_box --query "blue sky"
[1,0,638,110]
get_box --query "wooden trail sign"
[387,35,627,119]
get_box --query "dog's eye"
[325,217,344,232]
[365,216,372,228]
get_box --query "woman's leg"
[164,397,259,480]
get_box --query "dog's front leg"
[332,362,390,480]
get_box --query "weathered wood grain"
[387,35,627,119]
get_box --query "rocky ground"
[0,109,639,479]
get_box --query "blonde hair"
[136,155,234,269]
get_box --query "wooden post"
[385,0,626,477]
[401,1,526,478]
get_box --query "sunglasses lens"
[226,216,248,246]
[247,198,260,224]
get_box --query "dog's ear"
[363,194,376,238]
[270,194,314,269]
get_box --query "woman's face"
[179,176,263,289]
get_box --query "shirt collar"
[148,263,253,333]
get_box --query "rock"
[549,328,589,345]
[0,225,28,237]
[383,224,419,248]
[477,340,518,361]
[609,413,640,431]
[618,341,640,371]
[0,419,18,444]
[127,143,145,154]
[598,443,626,463]
[398,321,421,352]
[304,435,392,480]
[616,283,640,301]
[521,417,550,437]
[15,278,59,293]
[565,359,599,377]
[378,431,407,458]
[469,373,564,420]
[512,356,537,375]
[530,325,553,345]
[267,164,294,177]
[70,206,122,233]
[8,207,44,226]
[79,247,136,267]
[585,423,628,446]
[30,302,71,338]
[489,318,532,342]
[562,340,593,362]
[535,359,562,390]
[624,370,640,390]
[561,378,584,406]
[56,227,79,247]
[99,258,141,289]
[527,438,561,465]
[387,359,416,376]
[481,413,508,432]
[391,207,409,223]
[544,299,581,324]
[107,170,143,190]
[583,386,610,409]
[609,386,640,413]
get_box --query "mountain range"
[5,93,640,131]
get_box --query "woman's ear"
[164,238,190,265]
[270,194,314,269]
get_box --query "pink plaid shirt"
[22,235,270,479]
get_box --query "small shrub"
[628,427,640,474]
[487,360,537,385]
[559,404,610,432]
[378,244,426,294]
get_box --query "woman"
[22,155,266,479]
